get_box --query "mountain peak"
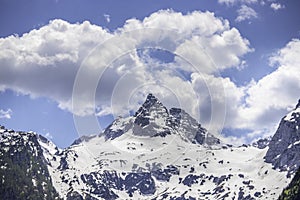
[134,93,165,117]
[146,93,158,101]
[133,93,169,131]
[103,93,220,144]
[142,93,161,108]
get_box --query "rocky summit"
[1,95,300,199]
[104,93,220,145]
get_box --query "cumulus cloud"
[191,39,300,141]
[0,109,12,119]
[0,19,111,112]
[233,39,300,138]
[1,9,298,144]
[270,3,285,11]
[235,5,258,22]
[0,10,251,118]
[247,39,300,113]
[186,39,300,141]
[218,0,258,6]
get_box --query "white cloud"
[177,38,300,143]
[189,38,300,143]
[187,38,300,142]
[175,27,253,72]
[2,10,298,145]
[121,10,231,40]
[232,39,300,137]
[218,0,236,5]
[0,10,251,119]
[0,109,12,119]
[218,0,258,6]
[104,14,111,23]
[245,39,300,113]
[190,73,245,134]
[0,19,111,114]
[235,5,258,22]
[270,3,285,11]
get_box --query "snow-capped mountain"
[1,95,300,199]
[0,126,60,199]
[265,100,300,177]
[103,94,220,145]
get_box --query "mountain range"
[1,94,300,199]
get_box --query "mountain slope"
[44,94,293,199]
[265,100,300,177]
[0,126,61,200]
[279,167,300,200]
[2,95,300,199]
[53,136,289,199]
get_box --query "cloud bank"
[0,10,299,143]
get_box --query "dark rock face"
[182,174,201,187]
[0,126,61,200]
[77,165,181,199]
[81,171,120,199]
[81,170,156,199]
[133,93,170,137]
[77,165,247,200]
[135,94,161,114]
[168,108,204,141]
[103,117,133,140]
[252,137,271,149]
[125,172,156,196]
[296,99,300,109]
[265,100,300,177]
[279,166,300,200]
[104,124,125,140]
[151,165,180,181]
[103,94,220,145]
[66,191,84,200]
[194,130,206,144]
[134,94,168,120]
[168,107,220,145]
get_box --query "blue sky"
[0,0,299,147]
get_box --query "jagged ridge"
[265,99,300,177]
[2,96,300,199]
[0,126,60,199]
[104,93,220,145]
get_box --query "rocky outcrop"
[265,100,300,177]
[0,126,61,199]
